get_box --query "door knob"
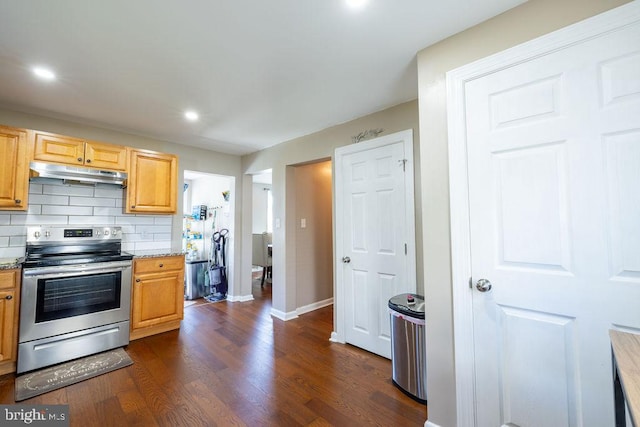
[342,256,351,264]
[476,279,492,292]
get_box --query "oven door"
[20,261,132,344]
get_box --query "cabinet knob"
[77,157,83,162]
[131,205,136,209]
[15,199,21,204]
[135,278,141,283]
[5,295,12,300]
[159,263,164,268]
[86,159,92,163]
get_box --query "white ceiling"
[0,0,525,156]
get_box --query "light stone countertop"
[0,258,23,270]
[126,250,186,259]
[610,329,640,426]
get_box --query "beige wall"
[416,0,631,425]
[294,161,333,309]
[0,108,244,295]
[241,100,422,317]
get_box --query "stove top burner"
[23,252,134,268]
[24,226,131,268]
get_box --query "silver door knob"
[476,279,492,292]
[342,256,351,263]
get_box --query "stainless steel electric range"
[18,226,134,374]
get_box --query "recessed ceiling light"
[32,67,56,81]
[184,111,199,121]
[346,0,368,9]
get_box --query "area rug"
[15,348,133,401]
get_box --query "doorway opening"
[183,170,235,306]
[251,170,273,298]
[290,159,334,316]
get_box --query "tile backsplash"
[0,178,173,258]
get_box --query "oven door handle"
[23,261,132,279]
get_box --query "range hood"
[29,161,127,186]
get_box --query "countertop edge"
[610,329,640,426]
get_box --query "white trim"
[329,331,344,343]
[425,421,442,427]
[296,298,333,316]
[270,307,298,321]
[332,129,417,345]
[446,2,640,426]
[227,294,254,303]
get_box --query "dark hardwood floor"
[0,280,427,426]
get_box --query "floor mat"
[15,348,133,401]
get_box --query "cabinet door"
[0,126,29,210]
[131,271,184,329]
[0,269,19,365]
[127,149,177,214]
[84,141,127,171]
[0,289,16,363]
[33,131,85,166]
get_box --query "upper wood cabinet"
[126,149,177,214]
[33,131,127,171]
[0,125,30,210]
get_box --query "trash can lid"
[388,293,425,319]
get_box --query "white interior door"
[334,130,416,358]
[450,6,640,427]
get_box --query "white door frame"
[331,129,417,344]
[446,3,640,425]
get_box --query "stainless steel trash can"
[185,259,208,300]
[388,293,427,403]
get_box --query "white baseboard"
[270,308,298,321]
[227,294,254,302]
[329,331,344,343]
[425,421,441,427]
[296,298,333,316]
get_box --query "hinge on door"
[398,159,407,172]
[469,276,473,289]
[404,243,407,255]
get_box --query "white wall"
[416,0,631,425]
[252,183,271,233]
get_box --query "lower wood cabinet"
[0,269,20,375]
[130,255,185,340]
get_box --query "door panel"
[463,19,640,427]
[335,130,416,359]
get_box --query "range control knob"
[34,231,41,239]
[112,229,118,236]
[44,231,51,238]
[95,230,102,236]
[104,229,110,236]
